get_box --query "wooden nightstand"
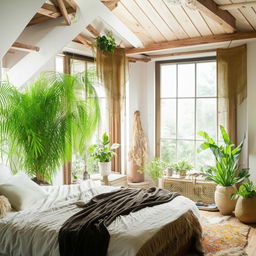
[90,173,128,187]
[159,176,216,204]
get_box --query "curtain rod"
[147,48,217,59]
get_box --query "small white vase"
[98,162,111,176]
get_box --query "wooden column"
[110,102,121,173]
[63,55,72,184]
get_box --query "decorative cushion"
[0,173,48,211]
[0,195,11,218]
[0,163,13,184]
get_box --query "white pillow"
[0,173,48,211]
[0,163,13,184]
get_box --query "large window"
[156,58,217,169]
[56,55,109,181]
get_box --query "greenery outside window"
[156,57,219,169]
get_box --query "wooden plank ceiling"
[113,0,256,44]
[13,0,256,55]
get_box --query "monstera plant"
[0,70,100,183]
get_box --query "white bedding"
[0,182,200,256]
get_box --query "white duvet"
[0,181,200,256]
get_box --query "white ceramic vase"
[215,185,237,215]
[98,162,111,176]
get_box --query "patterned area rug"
[202,223,250,256]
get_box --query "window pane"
[196,98,217,140]
[161,99,176,138]
[196,141,215,170]
[177,140,195,164]
[197,62,216,97]
[160,140,176,163]
[71,59,85,74]
[178,64,195,97]
[160,65,176,98]
[177,99,195,139]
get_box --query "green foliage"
[88,132,120,162]
[0,70,100,183]
[232,180,256,199]
[140,157,168,181]
[171,160,193,172]
[198,125,250,187]
[96,32,116,53]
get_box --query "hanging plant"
[96,32,116,53]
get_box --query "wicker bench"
[159,176,216,204]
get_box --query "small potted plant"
[198,125,250,215]
[88,133,120,176]
[172,160,193,178]
[232,180,256,223]
[140,157,168,186]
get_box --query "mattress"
[0,181,200,256]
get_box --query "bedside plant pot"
[235,197,256,224]
[127,160,144,183]
[98,162,111,176]
[215,185,237,215]
[179,169,187,178]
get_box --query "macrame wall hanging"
[128,111,148,183]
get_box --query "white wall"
[127,62,155,161]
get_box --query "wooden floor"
[200,211,256,256]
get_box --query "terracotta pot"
[127,160,144,183]
[179,169,187,178]
[98,162,111,176]
[215,185,237,215]
[165,168,173,177]
[235,197,256,224]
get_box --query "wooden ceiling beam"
[55,0,72,25]
[126,32,256,54]
[29,4,75,26]
[128,56,151,62]
[193,0,236,33]
[65,0,77,10]
[11,42,40,52]
[38,3,60,18]
[86,25,100,37]
[219,1,256,10]
[76,34,92,48]
[102,0,120,11]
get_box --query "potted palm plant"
[88,133,120,176]
[0,71,100,184]
[232,180,256,223]
[198,126,250,215]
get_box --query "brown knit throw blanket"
[58,187,180,256]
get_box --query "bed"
[0,180,203,256]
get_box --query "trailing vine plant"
[96,32,116,53]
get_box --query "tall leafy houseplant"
[198,125,250,215]
[0,71,100,183]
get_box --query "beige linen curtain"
[217,44,247,144]
[96,48,128,172]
